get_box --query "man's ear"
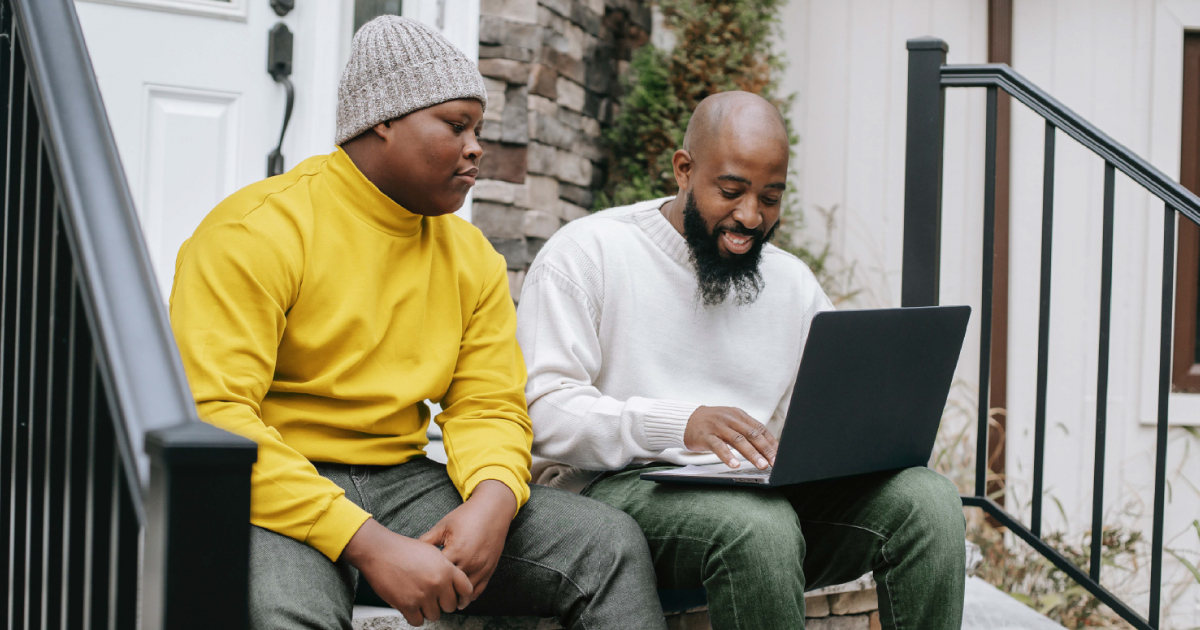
[371,119,393,140]
[672,149,694,191]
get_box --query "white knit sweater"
[516,198,833,474]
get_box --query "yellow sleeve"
[438,255,533,512]
[169,222,371,562]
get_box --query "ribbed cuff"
[642,399,700,451]
[305,495,372,562]
[464,465,530,516]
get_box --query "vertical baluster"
[104,444,117,630]
[0,22,16,621]
[110,471,136,630]
[23,128,50,630]
[79,360,97,630]
[1148,206,1176,629]
[977,86,998,499]
[53,265,77,630]
[104,437,134,630]
[40,196,66,630]
[29,144,53,630]
[1032,121,1056,537]
[62,314,90,630]
[87,384,113,629]
[9,74,37,630]
[1090,162,1116,583]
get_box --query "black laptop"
[641,305,971,487]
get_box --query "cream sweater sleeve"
[517,263,700,471]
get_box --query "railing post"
[902,37,948,307]
[142,422,257,630]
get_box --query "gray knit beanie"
[335,16,487,145]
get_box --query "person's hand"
[683,406,778,469]
[419,480,517,602]
[342,518,473,626]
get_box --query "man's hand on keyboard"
[683,406,777,470]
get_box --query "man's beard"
[682,191,776,307]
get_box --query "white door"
[76,0,480,300]
[75,0,346,298]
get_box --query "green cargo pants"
[583,465,966,630]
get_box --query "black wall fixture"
[270,0,294,16]
[266,22,294,177]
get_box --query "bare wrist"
[469,480,518,517]
[342,518,385,569]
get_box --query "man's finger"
[418,523,447,546]
[723,428,768,469]
[400,606,425,628]
[470,561,499,599]
[421,597,442,623]
[706,435,740,467]
[437,579,460,614]
[451,565,474,610]
[471,577,491,600]
[732,412,777,464]
[734,418,776,468]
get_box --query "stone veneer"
[352,578,883,630]
[472,0,651,301]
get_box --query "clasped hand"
[342,480,516,627]
[683,405,778,470]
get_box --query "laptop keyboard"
[716,466,772,477]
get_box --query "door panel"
[141,85,240,294]
[75,0,332,299]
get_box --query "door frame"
[1140,1,1200,426]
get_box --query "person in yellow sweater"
[169,16,665,630]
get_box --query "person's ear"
[371,119,393,141]
[672,149,694,191]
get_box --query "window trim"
[1174,33,1200,393]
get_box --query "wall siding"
[781,0,1200,622]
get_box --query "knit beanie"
[335,16,487,145]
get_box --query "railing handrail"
[941,62,1200,227]
[10,0,200,504]
[904,37,1186,630]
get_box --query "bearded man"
[515,91,967,630]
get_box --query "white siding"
[1009,2,1199,624]
[780,0,1200,623]
[779,0,988,393]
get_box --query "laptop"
[641,305,970,487]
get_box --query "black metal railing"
[902,37,1200,630]
[0,1,257,629]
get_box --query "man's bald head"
[681,91,789,159]
[661,91,791,307]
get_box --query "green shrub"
[599,0,791,208]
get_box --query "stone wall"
[474,0,651,300]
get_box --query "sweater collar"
[634,196,692,267]
[325,147,424,237]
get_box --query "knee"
[248,526,354,629]
[563,495,654,568]
[891,468,966,547]
[604,507,656,564]
[710,494,804,566]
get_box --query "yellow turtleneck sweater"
[169,148,532,561]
